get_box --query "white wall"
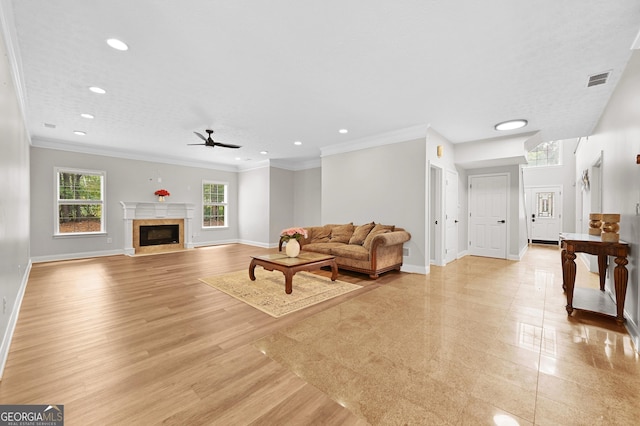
[522,138,578,234]
[30,147,239,260]
[321,138,427,273]
[0,24,31,377]
[238,166,270,246]
[294,167,321,227]
[574,49,640,345]
[269,167,294,244]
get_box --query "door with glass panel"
[525,186,562,243]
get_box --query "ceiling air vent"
[44,123,56,128]
[587,71,610,87]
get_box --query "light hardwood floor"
[1,244,638,425]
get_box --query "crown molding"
[320,124,428,157]
[31,136,240,172]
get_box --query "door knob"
[454,220,459,223]
[497,220,506,223]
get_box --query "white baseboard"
[401,263,428,275]
[624,316,640,354]
[31,249,124,263]
[457,250,469,258]
[0,260,32,380]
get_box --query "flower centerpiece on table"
[154,189,170,201]
[280,227,308,242]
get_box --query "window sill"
[202,226,229,230]
[54,232,107,239]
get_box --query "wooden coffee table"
[249,252,338,294]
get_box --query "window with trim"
[203,181,228,227]
[526,140,561,167]
[56,167,105,234]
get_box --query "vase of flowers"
[280,227,308,257]
[155,189,170,202]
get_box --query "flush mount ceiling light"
[80,113,94,119]
[294,141,302,146]
[260,150,268,155]
[495,119,528,131]
[106,38,129,51]
[339,129,348,134]
[89,86,106,94]
[73,130,86,136]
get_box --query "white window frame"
[525,140,562,167]
[202,180,228,228]
[54,167,106,236]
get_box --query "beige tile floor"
[255,245,640,425]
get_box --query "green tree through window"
[56,168,105,234]
[203,182,227,227]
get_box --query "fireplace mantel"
[120,201,195,255]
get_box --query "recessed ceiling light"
[73,131,86,136]
[260,151,268,155]
[235,157,241,161]
[106,38,129,51]
[294,141,302,146]
[495,119,528,131]
[80,113,94,119]
[89,86,106,94]
[339,129,348,134]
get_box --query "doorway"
[525,185,562,244]
[468,174,508,259]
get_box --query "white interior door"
[445,169,458,264]
[469,174,508,259]
[526,186,562,242]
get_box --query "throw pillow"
[310,226,331,243]
[330,223,354,243]
[363,224,395,250]
[348,222,375,245]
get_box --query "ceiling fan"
[188,129,241,149]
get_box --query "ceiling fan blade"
[187,143,207,146]
[214,142,242,149]
[193,131,207,142]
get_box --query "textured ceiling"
[3,0,640,169]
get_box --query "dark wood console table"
[560,233,630,324]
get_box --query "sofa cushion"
[309,226,331,243]
[330,244,369,261]
[302,242,345,255]
[348,222,375,245]
[363,224,395,250]
[330,223,355,243]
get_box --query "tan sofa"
[282,222,411,279]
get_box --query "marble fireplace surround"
[120,202,195,255]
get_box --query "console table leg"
[561,249,567,291]
[563,251,577,315]
[597,255,608,291]
[614,256,629,324]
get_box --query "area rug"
[199,269,361,318]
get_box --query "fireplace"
[132,218,185,255]
[140,224,180,246]
[121,202,194,256]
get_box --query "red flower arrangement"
[154,189,170,197]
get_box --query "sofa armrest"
[370,230,411,251]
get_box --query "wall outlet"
[403,248,409,256]
[107,238,112,244]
